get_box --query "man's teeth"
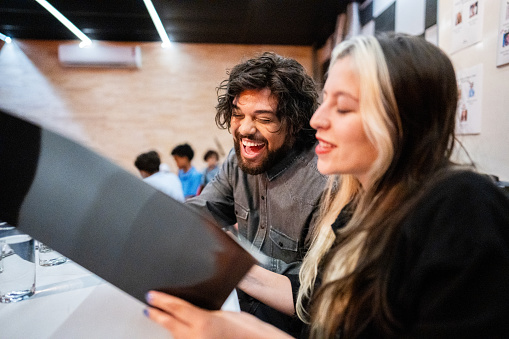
[242,140,264,147]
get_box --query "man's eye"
[257,118,272,124]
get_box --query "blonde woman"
[145,33,509,338]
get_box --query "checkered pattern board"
[359,0,438,44]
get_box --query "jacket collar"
[265,144,312,181]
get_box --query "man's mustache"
[234,132,267,144]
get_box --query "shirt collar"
[265,146,302,181]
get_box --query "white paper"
[451,0,484,53]
[456,64,483,135]
[496,0,509,67]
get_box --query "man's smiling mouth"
[241,138,266,157]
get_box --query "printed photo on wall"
[469,1,479,18]
[456,64,483,135]
[451,0,484,53]
[503,32,509,47]
[496,0,509,66]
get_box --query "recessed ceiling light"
[143,0,171,48]
[35,0,92,46]
[0,32,12,43]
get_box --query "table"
[0,259,171,338]
[0,259,241,339]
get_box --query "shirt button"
[261,225,265,229]
[261,196,265,200]
[279,242,284,247]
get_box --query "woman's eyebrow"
[324,89,358,102]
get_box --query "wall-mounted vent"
[58,44,142,68]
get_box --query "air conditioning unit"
[58,44,142,68]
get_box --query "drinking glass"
[38,242,68,267]
[0,224,36,303]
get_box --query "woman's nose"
[310,104,330,130]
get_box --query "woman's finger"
[146,291,201,326]
[145,294,290,339]
[145,306,190,339]
[145,292,221,339]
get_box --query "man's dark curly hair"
[215,52,319,149]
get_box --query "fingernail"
[143,308,149,317]
[145,292,152,303]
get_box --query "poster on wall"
[496,0,509,67]
[456,64,483,135]
[451,0,484,53]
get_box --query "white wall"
[439,0,509,180]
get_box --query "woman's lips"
[315,138,335,155]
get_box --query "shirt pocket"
[234,203,249,221]
[269,227,298,252]
[234,203,249,241]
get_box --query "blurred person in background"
[197,149,220,194]
[134,150,184,202]
[171,143,202,200]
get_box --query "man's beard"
[234,135,292,175]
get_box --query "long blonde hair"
[297,33,458,338]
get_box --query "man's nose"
[238,117,257,135]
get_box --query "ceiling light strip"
[143,0,171,48]
[35,0,92,46]
[0,32,12,43]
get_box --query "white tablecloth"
[0,259,240,339]
[0,260,171,338]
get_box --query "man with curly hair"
[186,52,327,336]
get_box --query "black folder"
[0,109,256,310]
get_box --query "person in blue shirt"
[200,149,220,190]
[171,143,202,199]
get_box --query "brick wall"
[0,40,313,175]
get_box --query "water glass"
[0,225,36,303]
[38,242,68,267]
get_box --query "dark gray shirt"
[186,145,327,275]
